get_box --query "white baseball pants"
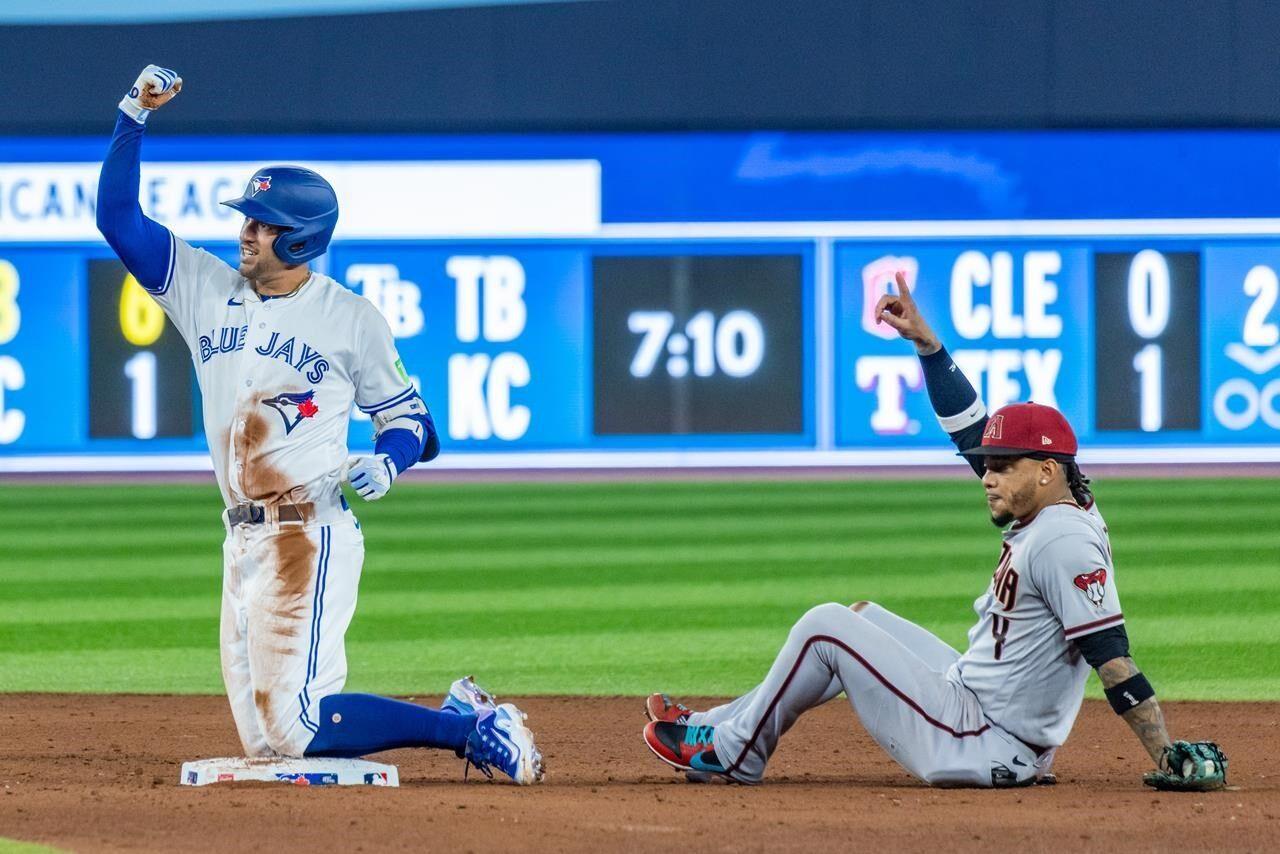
[219,509,364,757]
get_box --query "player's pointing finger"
[894,270,915,302]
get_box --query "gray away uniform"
[691,500,1123,787]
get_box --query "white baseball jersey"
[151,235,415,509]
[951,500,1122,749]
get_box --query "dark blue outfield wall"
[2,0,1280,134]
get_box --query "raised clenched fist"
[119,65,183,124]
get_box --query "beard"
[988,477,1039,528]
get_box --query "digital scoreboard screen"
[1,129,1278,467]
[592,253,805,436]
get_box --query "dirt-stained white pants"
[220,510,364,757]
[690,602,1048,787]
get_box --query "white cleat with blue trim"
[465,703,545,785]
[443,675,498,716]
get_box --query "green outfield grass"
[0,477,1276,700]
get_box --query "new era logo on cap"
[959,401,1079,459]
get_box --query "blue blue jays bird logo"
[262,391,319,434]
[250,175,272,196]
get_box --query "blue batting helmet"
[221,166,339,265]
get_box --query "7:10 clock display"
[592,253,806,436]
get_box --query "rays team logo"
[1073,568,1108,607]
[250,175,272,196]
[263,391,319,434]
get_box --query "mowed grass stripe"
[7,560,1277,624]
[2,635,1273,700]
[5,522,1273,575]
[2,536,1275,597]
[4,587,1275,654]
[4,476,1271,517]
[6,536,1276,596]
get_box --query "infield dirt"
[0,695,1275,853]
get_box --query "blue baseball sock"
[304,693,476,758]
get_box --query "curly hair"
[1063,460,1093,507]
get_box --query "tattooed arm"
[1096,656,1172,769]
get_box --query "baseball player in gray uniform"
[643,272,1226,791]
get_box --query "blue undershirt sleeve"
[375,427,421,475]
[96,112,173,292]
[918,345,989,478]
[374,410,439,474]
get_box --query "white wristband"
[118,99,151,124]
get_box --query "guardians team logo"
[1073,568,1108,607]
[263,391,319,434]
[250,175,272,196]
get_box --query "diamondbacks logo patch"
[1073,568,1108,607]
[983,414,1004,441]
[263,391,319,434]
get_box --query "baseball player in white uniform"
[97,65,543,784]
[643,272,1225,791]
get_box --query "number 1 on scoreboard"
[123,351,158,440]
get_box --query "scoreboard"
[1,129,1279,469]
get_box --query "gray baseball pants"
[687,602,1045,787]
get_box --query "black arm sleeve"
[918,346,988,478]
[1074,624,1132,669]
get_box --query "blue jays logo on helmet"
[221,166,340,265]
[263,390,319,434]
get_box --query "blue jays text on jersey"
[198,324,331,384]
[199,325,248,362]
[253,332,330,384]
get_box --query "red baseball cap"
[958,401,1078,460]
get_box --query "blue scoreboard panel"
[1,130,1278,467]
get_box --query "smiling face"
[981,455,1060,527]
[237,217,289,280]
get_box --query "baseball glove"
[1143,740,1228,791]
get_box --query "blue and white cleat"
[443,675,497,716]
[464,702,545,785]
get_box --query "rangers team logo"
[1073,568,1108,607]
[250,175,272,196]
[861,255,919,340]
[983,414,1004,441]
[263,391,319,434]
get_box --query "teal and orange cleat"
[643,721,728,776]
